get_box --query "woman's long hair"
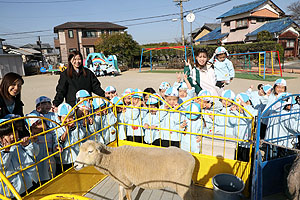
[67,51,87,78]
[194,48,209,69]
[0,72,24,101]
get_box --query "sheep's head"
[74,140,110,171]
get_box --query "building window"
[236,19,248,28]
[69,48,77,52]
[82,30,97,38]
[224,21,230,26]
[68,30,74,38]
[286,40,295,48]
[86,47,90,56]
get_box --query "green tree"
[95,32,140,67]
[257,30,273,42]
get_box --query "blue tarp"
[217,0,267,19]
[246,17,295,36]
[195,26,228,42]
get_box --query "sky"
[0,0,297,47]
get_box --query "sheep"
[287,154,300,200]
[74,140,195,200]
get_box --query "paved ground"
[21,69,300,114]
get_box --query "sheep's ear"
[97,143,111,155]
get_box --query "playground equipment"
[229,51,283,79]
[85,53,120,76]
[40,63,66,73]
[139,45,195,72]
[0,94,255,199]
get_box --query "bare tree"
[288,1,300,25]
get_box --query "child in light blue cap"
[54,103,86,175]
[92,98,116,144]
[111,96,127,141]
[173,72,195,104]
[158,82,171,100]
[104,86,117,100]
[211,47,235,88]
[0,116,39,197]
[125,88,147,143]
[143,96,160,145]
[180,102,207,153]
[33,96,58,129]
[26,112,56,182]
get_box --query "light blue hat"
[262,84,272,93]
[178,82,188,90]
[215,46,229,56]
[165,87,179,97]
[159,82,171,90]
[146,96,159,105]
[92,98,106,110]
[277,93,296,106]
[185,102,201,120]
[235,93,250,104]
[0,118,9,124]
[35,96,51,106]
[105,86,116,93]
[132,88,143,99]
[198,90,212,102]
[57,103,74,116]
[25,112,42,127]
[274,79,286,86]
[122,88,134,97]
[111,96,123,105]
[222,90,235,100]
[76,90,90,100]
[0,114,21,125]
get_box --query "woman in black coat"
[0,72,29,138]
[53,51,105,109]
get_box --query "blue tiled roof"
[217,0,267,19]
[195,26,229,42]
[246,18,295,37]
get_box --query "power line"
[5,34,55,40]
[125,18,177,27]
[0,0,84,3]
[0,29,51,36]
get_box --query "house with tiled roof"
[54,22,127,63]
[192,23,220,45]
[196,0,299,57]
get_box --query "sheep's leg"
[125,187,133,200]
[119,185,124,200]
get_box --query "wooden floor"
[84,176,214,200]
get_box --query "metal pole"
[150,50,152,71]
[180,1,185,46]
[139,48,144,72]
[190,22,192,46]
[38,36,44,67]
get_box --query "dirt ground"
[21,69,300,114]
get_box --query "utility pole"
[37,36,44,67]
[180,1,185,46]
[174,0,189,46]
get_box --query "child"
[34,96,58,129]
[54,103,85,175]
[105,86,117,100]
[214,90,236,137]
[143,96,160,145]
[158,87,183,147]
[246,84,272,111]
[230,93,255,161]
[265,93,299,158]
[0,117,39,197]
[25,112,56,183]
[180,102,207,153]
[211,47,235,88]
[143,87,156,104]
[111,96,127,141]
[125,89,147,143]
[158,82,171,100]
[173,72,195,104]
[122,88,134,106]
[92,98,116,144]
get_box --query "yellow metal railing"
[0,93,255,198]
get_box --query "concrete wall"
[0,54,24,78]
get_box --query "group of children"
[1,47,300,197]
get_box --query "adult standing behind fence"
[53,51,105,109]
[0,72,29,138]
[184,48,220,96]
